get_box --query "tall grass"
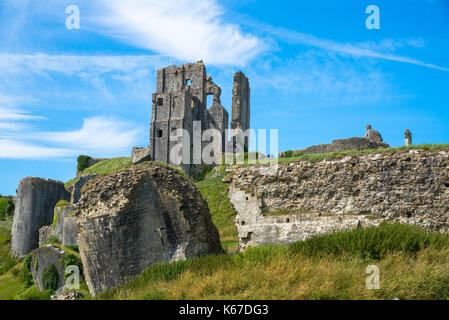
[96,223,449,300]
[289,222,449,260]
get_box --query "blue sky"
[0,0,448,195]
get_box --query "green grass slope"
[97,223,449,300]
[194,168,238,251]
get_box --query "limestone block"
[30,246,65,292]
[77,163,222,296]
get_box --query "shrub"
[0,198,14,220]
[18,266,34,287]
[77,155,92,172]
[41,264,59,293]
[64,252,83,280]
[283,150,293,158]
[17,286,52,300]
[18,256,34,287]
[23,255,32,270]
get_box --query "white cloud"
[0,139,72,159]
[0,53,173,76]
[0,107,45,121]
[31,117,142,154]
[0,112,142,159]
[247,22,449,72]
[93,0,267,66]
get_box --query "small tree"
[77,155,92,172]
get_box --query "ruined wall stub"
[405,129,412,146]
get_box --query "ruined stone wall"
[77,163,222,296]
[69,174,98,204]
[10,177,70,257]
[228,150,449,250]
[279,137,390,158]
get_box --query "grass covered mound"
[65,157,132,188]
[97,223,449,300]
[279,143,449,163]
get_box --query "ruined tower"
[149,61,230,172]
[231,71,250,152]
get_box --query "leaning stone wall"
[228,150,449,250]
[10,177,70,257]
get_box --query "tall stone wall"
[11,177,70,257]
[228,150,449,250]
[77,163,222,296]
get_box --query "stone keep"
[76,163,223,296]
[11,177,70,257]
[148,61,250,172]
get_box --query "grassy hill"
[2,151,449,299]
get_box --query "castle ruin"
[139,61,250,174]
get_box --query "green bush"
[283,150,293,158]
[77,155,92,172]
[18,266,34,287]
[0,198,14,220]
[18,255,34,287]
[65,252,83,280]
[23,255,32,270]
[41,264,59,293]
[17,286,52,300]
[288,222,449,260]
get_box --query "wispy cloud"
[0,139,72,159]
[91,0,267,66]
[0,116,141,159]
[0,53,173,76]
[32,116,141,153]
[248,22,449,72]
